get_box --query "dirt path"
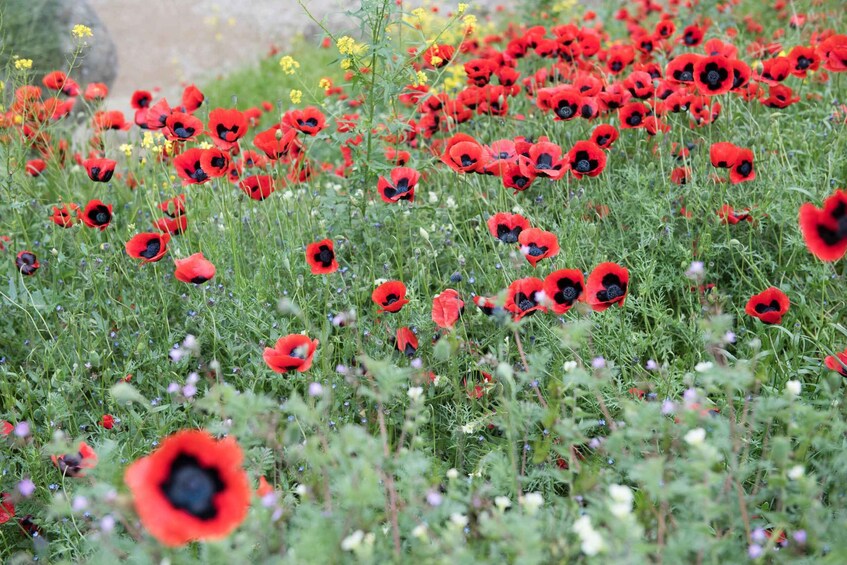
[88,0,501,113]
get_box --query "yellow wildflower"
[414,70,428,86]
[412,7,426,19]
[337,36,357,55]
[319,78,333,91]
[279,55,300,75]
[290,89,303,104]
[463,14,477,32]
[458,3,468,15]
[341,58,354,70]
[71,24,93,39]
[119,143,133,157]
[14,58,33,70]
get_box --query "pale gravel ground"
[87,0,504,113]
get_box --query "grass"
[2,0,847,561]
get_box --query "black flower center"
[160,454,224,521]
[536,153,553,169]
[556,103,575,119]
[754,300,781,314]
[796,56,811,70]
[460,154,475,167]
[514,292,537,312]
[384,294,399,305]
[736,161,752,177]
[527,244,548,257]
[140,239,162,259]
[190,276,210,284]
[174,124,195,138]
[316,246,334,267]
[91,207,111,225]
[555,279,581,304]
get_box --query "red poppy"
[126,232,171,264]
[548,87,582,121]
[666,53,702,84]
[283,107,326,136]
[160,194,186,218]
[757,57,791,84]
[377,167,419,203]
[174,148,212,185]
[568,140,606,179]
[93,110,131,131]
[84,82,109,101]
[619,102,650,128]
[199,148,230,179]
[15,251,39,276]
[473,295,503,317]
[0,493,14,525]
[745,287,789,325]
[263,334,319,373]
[825,348,847,376]
[680,24,704,47]
[51,441,98,478]
[487,212,530,244]
[165,112,204,142]
[131,90,153,110]
[693,55,733,95]
[51,203,79,228]
[760,84,800,109]
[709,141,738,168]
[670,167,691,185]
[83,157,116,182]
[717,205,752,225]
[253,127,299,160]
[80,199,113,230]
[181,84,205,112]
[440,134,485,173]
[482,139,517,176]
[798,189,847,261]
[372,280,409,313]
[505,277,547,320]
[432,289,464,329]
[101,414,115,429]
[820,34,847,73]
[25,159,46,176]
[729,148,755,184]
[174,253,216,284]
[256,476,273,498]
[124,430,250,546]
[787,45,819,78]
[730,59,752,91]
[623,70,654,99]
[239,175,277,200]
[305,239,338,274]
[518,228,559,267]
[502,160,536,193]
[586,262,629,311]
[208,108,248,150]
[396,327,418,357]
[145,99,172,130]
[521,141,567,180]
[150,214,179,233]
[590,124,619,149]
[543,269,585,314]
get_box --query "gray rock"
[56,0,117,88]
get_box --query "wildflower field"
[3,0,847,561]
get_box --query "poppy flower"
[505,277,547,320]
[83,157,117,182]
[760,84,800,109]
[680,24,704,47]
[487,212,530,244]
[693,55,733,95]
[396,327,418,357]
[1,421,12,436]
[548,87,582,121]
[80,199,113,230]
[543,269,585,314]
[729,148,755,184]
[25,159,46,176]
[283,107,326,136]
[619,102,650,128]
[154,215,187,236]
[174,253,216,284]
[502,161,536,193]
[200,148,231,179]
[124,430,250,546]
[567,140,606,179]
[432,289,464,329]
[305,239,338,274]
[482,139,517,176]
[239,175,277,200]
[372,280,409,313]
[521,141,567,180]
[787,45,819,78]
[101,414,115,429]
[666,53,702,84]
[51,203,79,228]
[440,134,485,173]
[586,262,629,311]
[798,189,847,261]
[43,70,79,96]
[253,127,299,160]
[518,228,560,267]
[717,205,752,224]
[165,112,204,142]
[670,167,691,185]
[52,441,98,478]
[590,124,619,149]
[174,148,211,185]
[126,232,171,264]
[0,493,14,525]
[160,194,186,218]
[745,287,789,325]
[263,334,319,373]
[623,70,654,99]
[181,84,205,112]
[757,57,791,84]
[709,141,738,168]
[15,251,39,276]
[377,167,419,203]
[145,99,172,130]
[93,110,131,131]
[131,89,153,110]
[825,348,847,376]
[84,82,109,100]
[473,295,505,317]
[208,108,248,150]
